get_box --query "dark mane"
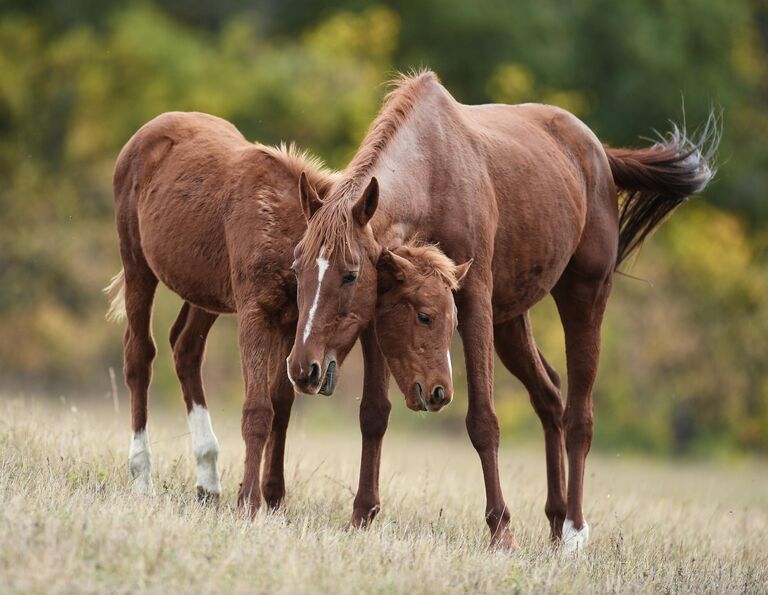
[297,70,440,265]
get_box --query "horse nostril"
[431,386,445,405]
[309,362,321,386]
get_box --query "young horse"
[105,111,466,511]
[287,71,718,551]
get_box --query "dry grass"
[1,397,766,594]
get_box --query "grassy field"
[1,397,766,594]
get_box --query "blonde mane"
[297,70,441,265]
[259,141,338,196]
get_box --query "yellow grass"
[1,397,766,594]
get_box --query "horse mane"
[259,142,338,196]
[297,70,441,265]
[394,242,462,290]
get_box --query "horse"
[286,71,719,551]
[105,111,468,511]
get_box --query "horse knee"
[360,398,391,439]
[466,408,500,451]
[564,412,594,453]
[241,402,274,443]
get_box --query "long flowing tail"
[606,113,720,267]
[104,269,127,322]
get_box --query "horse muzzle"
[287,355,337,396]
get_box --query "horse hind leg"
[122,258,159,495]
[170,302,221,500]
[494,313,567,540]
[552,256,613,554]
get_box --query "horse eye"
[342,272,358,284]
[417,312,432,325]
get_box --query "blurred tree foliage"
[0,0,766,455]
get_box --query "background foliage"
[1,0,767,455]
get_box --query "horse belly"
[491,197,584,322]
[138,191,235,313]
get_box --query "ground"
[1,397,766,594]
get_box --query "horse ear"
[453,259,473,289]
[299,171,323,221]
[377,248,414,293]
[352,177,379,226]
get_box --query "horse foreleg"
[494,313,566,540]
[170,302,220,500]
[236,308,275,515]
[457,282,517,550]
[349,324,392,529]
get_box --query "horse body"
[289,71,717,551]
[112,111,330,505]
[363,79,615,548]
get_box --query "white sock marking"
[188,404,221,495]
[562,518,590,554]
[128,429,153,495]
[302,245,329,344]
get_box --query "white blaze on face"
[561,518,590,554]
[447,349,453,377]
[303,245,329,344]
[128,429,152,495]
[188,403,221,496]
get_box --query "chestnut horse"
[105,111,468,510]
[287,71,718,551]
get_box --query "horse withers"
[105,111,465,513]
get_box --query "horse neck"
[368,91,462,248]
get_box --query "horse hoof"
[131,475,153,496]
[561,518,590,555]
[489,527,519,551]
[347,505,380,530]
[196,486,220,504]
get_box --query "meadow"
[1,396,766,594]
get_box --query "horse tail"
[606,113,720,267]
[104,269,127,322]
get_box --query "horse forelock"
[395,242,461,290]
[296,199,357,267]
[297,70,442,268]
